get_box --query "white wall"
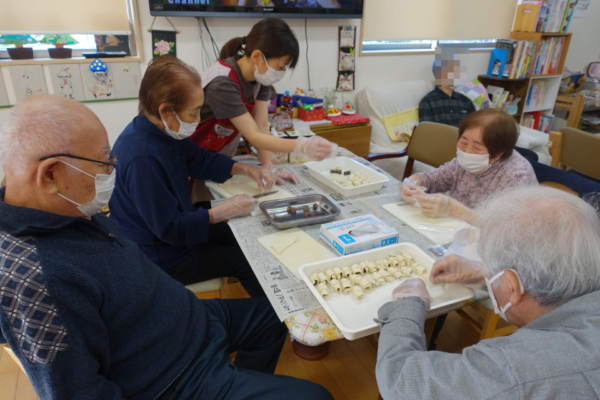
[1,0,599,181]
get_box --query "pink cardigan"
[416,151,538,209]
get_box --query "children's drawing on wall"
[339,48,355,71]
[8,65,48,102]
[81,59,115,101]
[0,72,10,107]
[49,64,86,101]
[112,62,142,99]
[337,72,354,91]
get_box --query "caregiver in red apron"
[191,18,335,186]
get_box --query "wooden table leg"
[292,340,331,361]
[424,316,438,349]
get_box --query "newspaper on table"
[221,152,438,321]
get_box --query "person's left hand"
[244,165,276,192]
[271,167,300,185]
[413,193,454,218]
[391,278,431,310]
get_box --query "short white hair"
[0,96,79,177]
[477,186,600,307]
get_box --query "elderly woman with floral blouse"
[400,108,537,224]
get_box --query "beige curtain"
[362,0,519,41]
[0,0,131,34]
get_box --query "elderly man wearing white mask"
[376,186,600,399]
[0,96,332,400]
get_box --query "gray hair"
[0,96,79,177]
[477,186,600,307]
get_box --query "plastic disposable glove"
[399,178,427,203]
[292,136,338,161]
[211,195,258,223]
[240,164,276,192]
[430,254,485,285]
[391,277,431,310]
[413,193,453,217]
[271,166,301,185]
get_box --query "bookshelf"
[477,75,530,118]
[509,32,572,77]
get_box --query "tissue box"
[319,214,399,256]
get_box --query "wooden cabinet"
[311,123,372,158]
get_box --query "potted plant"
[40,35,79,59]
[0,35,38,60]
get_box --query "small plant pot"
[7,46,34,60]
[48,47,73,59]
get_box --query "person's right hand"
[399,179,426,203]
[391,278,431,310]
[211,195,258,223]
[292,136,337,161]
[430,254,485,285]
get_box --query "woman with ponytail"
[191,18,335,184]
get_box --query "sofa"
[356,80,552,165]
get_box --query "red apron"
[190,60,256,153]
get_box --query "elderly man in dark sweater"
[0,96,332,400]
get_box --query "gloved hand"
[430,254,485,285]
[242,164,276,192]
[413,193,454,218]
[292,136,338,161]
[211,195,258,223]
[391,277,431,310]
[271,167,301,185]
[399,178,427,203]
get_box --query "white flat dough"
[271,236,299,254]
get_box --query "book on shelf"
[533,37,565,75]
[539,114,554,133]
[514,1,541,32]
[536,0,575,32]
[523,111,554,132]
[526,80,547,107]
[486,85,506,108]
[487,49,508,78]
[496,39,518,78]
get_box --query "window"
[361,39,498,54]
[0,35,97,52]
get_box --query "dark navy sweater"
[109,115,236,270]
[0,188,207,399]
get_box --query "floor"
[0,348,37,400]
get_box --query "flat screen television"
[149,0,364,19]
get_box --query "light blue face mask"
[162,110,198,140]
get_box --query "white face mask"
[456,148,491,174]
[254,54,286,86]
[162,110,198,140]
[485,269,525,324]
[57,161,116,217]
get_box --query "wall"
[1,0,599,181]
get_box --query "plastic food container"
[304,157,389,197]
[298,243,474,340]
[259,194,341,230]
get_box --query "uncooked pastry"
[351,264,363,275]
[379,269,395,283]
[352,285,364,300]
[317,282,330,299]
[318,272,329,285]
[271,236,299,254]
[341,266,352,278]
[333,267,343,280]
[309,273,319,286]
[325,268,336,281]
[358,276,372,294]
[372,271,385,286]
[340,278,352,294]
[330,279,342,293]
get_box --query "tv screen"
[149,0,364,19]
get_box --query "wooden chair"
[456,300,518,341]
[549,128,600,181]
[554,95,585,129]
[366,122,459,179]
[185,277,224,299]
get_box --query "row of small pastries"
[309,251,427,301]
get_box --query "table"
[221,149,479,359]
[284,122,372,158]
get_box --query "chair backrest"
[407,122,459,168]
[559,127,600,180]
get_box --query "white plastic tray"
[304,157,389,197]
[298,243,474,340]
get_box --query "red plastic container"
[298,107,325,122]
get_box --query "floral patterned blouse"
[417,151,538,209]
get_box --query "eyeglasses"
[39,153,117,174]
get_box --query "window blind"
[0,0,131,35]
[362,0,519,42]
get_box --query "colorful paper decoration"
[152,30,177,58]
[89,59,108,73]
[0,35,38,46]
[39,35,79,45]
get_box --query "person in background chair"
[0,96,332,400]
